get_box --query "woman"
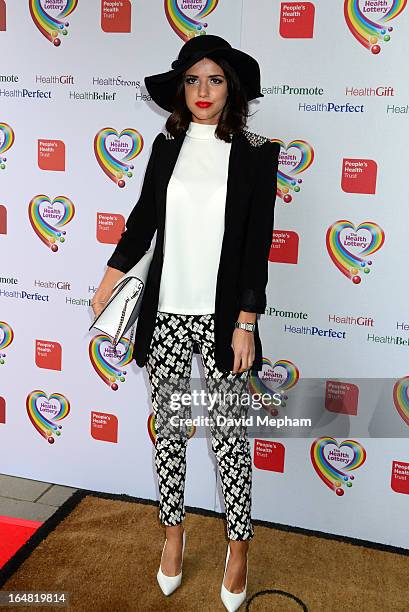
[92,35,279,612]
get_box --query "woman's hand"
[91,266,125,319]
[231,311,257,374]
[231,328,255,374]
[91,293,112,318]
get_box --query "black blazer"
[106,127,279,373]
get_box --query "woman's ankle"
[228,540,249,555]
[164,523,184,540]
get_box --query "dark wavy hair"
[164,56,254,143]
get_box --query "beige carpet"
[0,492,408,611]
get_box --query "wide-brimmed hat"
[144,34,264,112]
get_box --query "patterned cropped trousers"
[145,311,254,541]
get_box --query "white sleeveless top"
[157,120,232,314]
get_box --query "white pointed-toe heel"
[156,529,186,596]
[220,542,248,612]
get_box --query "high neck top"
[158,118,232,314]
[186,120,217,140]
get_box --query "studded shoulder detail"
[241,129,270,147]
[162,128,269,145]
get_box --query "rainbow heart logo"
[29,0,78,46]
[0,122,15,171]
[28,195,75,251]
[26,390,70,444]
[147,412,196,445]
[326,219,385,284]
[94,127,143,188]
[260,357,300,392]
[89,334,135,389]
[0,321,14,365]
[248,357,300,415]
[393,376,409,426]
[165,0,219,41]
[311,437,366,495]
[344,0,407,54]
[271,139,314,204]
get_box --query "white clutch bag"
[88,247,154,352]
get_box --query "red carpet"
[0,516,43,568]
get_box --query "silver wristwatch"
[234,321,256,332]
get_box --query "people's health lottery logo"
[326,220,385,284]
[89,335,134,390]
[29,0,78,46]
[94,128,143,188]
[26,390,70,444]
[147,413,196,445]
[271,139,314,204]
[165,0,219,41]
[0,122,15,171]
[311,437,366,496]
[0,321,14,365]
[248,357,300,416]
[28,195,75,251]
[393,377,409,426]
[344,0,407,54]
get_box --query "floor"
[0,474,77,522]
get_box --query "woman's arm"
[231,139,280,373]
[238,139,280,314]
[92,132,163,316]
[106,132,163,273]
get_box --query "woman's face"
[183,57,228,125]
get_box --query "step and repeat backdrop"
[1,1,408,548]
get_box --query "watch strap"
[235,321,256,332]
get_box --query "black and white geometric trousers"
[145,310,255,541]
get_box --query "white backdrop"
[0,0,408,549]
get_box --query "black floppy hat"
[144,34,264,113]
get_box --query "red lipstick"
[195,101,212,108]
